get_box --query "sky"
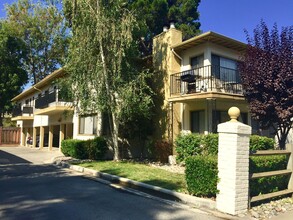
[1,0,293,43]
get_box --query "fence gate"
[0,127,21,145]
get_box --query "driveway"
[0,146,223,220]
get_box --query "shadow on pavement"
[0,150,31,164]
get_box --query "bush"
[185,156,218,197]
[154,140,172,163]
[86,137,108,160]
[175,133,202,162]
[175,133,218,162]
[250,155,289,196]
[250,135,275,151]
[61,137,107,160]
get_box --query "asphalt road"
[0,146,222,220]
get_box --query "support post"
[59,124,65,151]
[216,107,251,215]
[287,144,293,195]
[39,126,44,149]
[32,127,37,148]
[48,125,53,151]
[21,127,26,146]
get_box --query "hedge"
[250,155,289,197]
[61,137,107,160]
[176,134,275,162]
[185,156,218,197]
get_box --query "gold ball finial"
[228,107,240,122]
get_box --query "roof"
[12,68,65,102]
[172,31,247,53]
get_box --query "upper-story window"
[211,54,240,83]
[190,55,204,69]
[79,115,97,135]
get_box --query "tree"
[4,0,69,84]
[239,21,293,149]
[63,0,154,160]
[129,0,201,55]
[0,23,28,126]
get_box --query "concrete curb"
[54,160,216,210]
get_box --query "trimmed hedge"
[175,133,218,162]
[250,135,275,151]
[185,156,218,197]
[61,137,107,160]
[176,134,275,162]
[250,155,289,196]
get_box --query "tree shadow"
[0,149,31,164]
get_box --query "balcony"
[170,65,244,97]
[11,106,34,121]
[34,90,73,115]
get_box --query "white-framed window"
[79,115,97,135]
[212,54,240,82]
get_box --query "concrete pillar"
[216,107,251,215]
[48,125,53,151]
[39,126,44,149]
[21,127,26,146]
[59,124,65,151]
[32,127,37,148]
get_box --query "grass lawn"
[78,161,187,193]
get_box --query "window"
[190,111,205,133]
[190,55,204,76]
[79,115,97,135]
[212,54,240,82]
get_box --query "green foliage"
[185,156,218,197]
[64,0,154,160]
[250,155,289,196]
[61,137,108,160]
[86,137,108,160]
[4,0,69,84]
[0,23,27,125]
[250,135,275,151]
[128,0,201,55]
[175,133,218,162]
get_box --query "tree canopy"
[239,21,293,149]
[0,23,28,126]
[4,0,69,84]
[129,0,201,55]
[63,0,154,160]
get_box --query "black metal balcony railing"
[170,65,243,95]
[35,91,56,109]
[12,106,33,117]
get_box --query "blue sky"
[1,0,292,43]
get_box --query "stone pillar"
[32,127,37,148]
[39,126,44,149]
[21,127,26,146]
[59,124,65,151]
[216,107,251,215]
[48,125,53,151]
[287,144,293,193]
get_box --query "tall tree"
[4,0,68,84]
[63,0,154,160]
[129,0,201,55]
[239,21,293,149]
[0,23,28,126]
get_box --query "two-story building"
[11,68,103,150]
[153,27,253,145]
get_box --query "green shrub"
[185,156,218,197]
[86,137,108,160]
[201,134,218,156]
[61,137,107,160]
[250,135,275,151]
[175,133,218,162]
[175,133,202,162]
[250,155,289,197]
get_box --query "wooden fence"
[0,127,21,145]
[249,146,293,205]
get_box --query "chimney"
[163,26,168,32]
[170,22,175,29]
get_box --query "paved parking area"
[0,146,64,164]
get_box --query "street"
[0,146,222,220]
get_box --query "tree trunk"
[0,112,3,127]
[278,127,290,150]
[112,113,120,161]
